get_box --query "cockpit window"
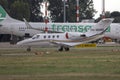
[48,35,51,38]
[52,35,55,38]
[32,35,40,39]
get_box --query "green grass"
[0,47,120,80]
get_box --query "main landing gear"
[26,46,69,52]
[58,46,70,51]
[26,46,31,52]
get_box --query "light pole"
[63,0,66,22]
[102,0,105,18]
[76,0,79,22]
[44,0,48,33]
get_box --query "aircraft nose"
[16,40,27,45]
[16,38,32,45]
[16,41,23,45]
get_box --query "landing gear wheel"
[64,47,70,51]
[58,46,63,51]
[27,46,31,52]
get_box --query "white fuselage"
[104,24,120,39]
[0,5,120,41]
[0,21,120,40]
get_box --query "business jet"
[17,18,114,51]
[0,5,120,43]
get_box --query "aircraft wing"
[50,34,104,47]
[23,18,63,33]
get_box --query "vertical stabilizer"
[85,18,114,37]
[0,5,22,23]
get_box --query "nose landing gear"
[58,46,70,51]
[27,46,31,52]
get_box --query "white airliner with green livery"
[0,5,120,41]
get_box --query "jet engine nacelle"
[65,32,86,40]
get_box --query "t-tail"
[0,5,22,23]
[85,18,114,37]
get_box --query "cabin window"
[19,27,21,29]
[52,35,55,38]
[44,35,46,38]
[48,35,51,38]
[57,35,59,38]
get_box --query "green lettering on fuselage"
[57,25,63,32]
[70,25,77,32]
[51,24,56,32]
[106,26,110,32]
[62,25,69,32]
[78,25,84,32]
[84,25,92,32]
[51,24,110,32]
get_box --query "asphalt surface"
[0,42,19,48]
[0,42,53,48]
[0,42,120,48]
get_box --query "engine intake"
[65,32,86,40]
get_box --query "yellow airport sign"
[75,43,96,48]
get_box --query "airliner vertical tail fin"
[0,5,22,23]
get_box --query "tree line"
[0,0,120,22]
[0,0,44,22]
[0,0,96,22]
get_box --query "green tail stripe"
[0,5,7,22]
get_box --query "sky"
[93,0,120,19]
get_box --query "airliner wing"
[23,18,62,33]
[23,18,45,32]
